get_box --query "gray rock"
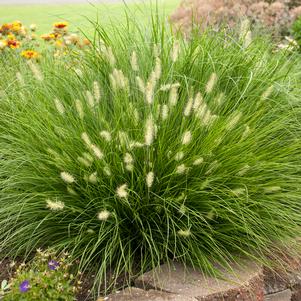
[264,289,292,301]
[135,261,264,301]
[106,287,197,301]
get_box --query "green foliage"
[0,19,301,293]
[2,250,78,301]
[292,16,301,48]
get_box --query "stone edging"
[106,258,301,301]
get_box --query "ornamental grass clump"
[0,20,301,293]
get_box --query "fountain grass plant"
[0,16,301,294]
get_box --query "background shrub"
[0,20,301,293]
[170,0,301,37]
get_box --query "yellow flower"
[55,40,63,48]
[0,40,7,50]
[11,21,22,33]
[21,50,39,59]
[53,22,68,29]
[7,33,16,40]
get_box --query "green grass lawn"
[0,1,180,35]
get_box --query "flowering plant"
[0,18,301,294]
[0,20,90,59]
[2,249,80,300]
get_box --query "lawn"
[0,0,180,35]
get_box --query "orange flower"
[41,33,56,41]
[53,22,68,29]
[0,23,12,34]
[21,50,39,59]
[7,39,20,49]
[82,38,91,46]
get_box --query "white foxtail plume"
[169,86,179,107]
[156,104,161,119]
[136,76,145,93]
[206,73,217,94]
[110,68,128,91]
[178,229,191,237]
[16,72,25,86]
[239,19,251,40]
[154,57,162,80]
[241,125,251,140]
[93,81,101,103]
[129,141,144,149]
[145,79,155,105]
[74,68,83,77]
[97,210,111,221]
[182,131,192,145]
[75,99,84,119]
[160,83,180,91]
[103,165,112,176]
[27,61,43,81]
[46,199,65,211]
[171,40,180,63]
[146,171,154,188]
[83,152,93,162]
[116,183,128,198]
[100,131,112,142]
[179,204,186,215]
[91,144,104,159]
[60,171,75,184]
[54,98,65,115]
[126,164,134,172]
[232,188,245,196]
[193,92,203,111]
[174,151,184,161]
[131,51,139,72]
[144,116,155,146]
[237,164,250,176]
[184,98,193,117]
[176,164,188,174]
[161,104,169,121]
[86,90,95,108]
[215,92,225,107]
[81,132,92,147]
[128,102,140,126]
[133,108,140,126]
[261,85,274,100]
[193,157,204,166]
[244,31,252,48]
[153,43,160,57]
[124,153,134,165]
[203,110,214,126]
[226,111,242,131]
[118,131,130,148]
[67,186,77,196]
[88,172,98,184]
[263,186,282,193]
[77,156,92,167]
[196,102,208,119]
[205,160,220,175]
[103,46,116,66]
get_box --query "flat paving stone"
[135,261,264,301]
[264,289,292,301]
[106,287,197,301]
